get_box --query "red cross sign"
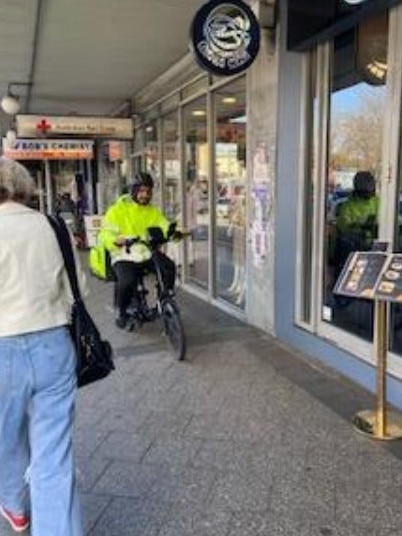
[36,119,52,135]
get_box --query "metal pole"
[374,300,387,438]
[37,169,45,213]
[86,158,94,214]
[44,160,52,214]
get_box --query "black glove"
[172,230,184,241]
[167,222,177,238]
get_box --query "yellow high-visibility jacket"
[99,194,170,263]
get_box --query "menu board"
[375,254,402,302]
[333,251,388,299]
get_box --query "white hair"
[0,157,36,203]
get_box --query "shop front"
[128,0,402,406]
[277,0,402,405]
[129,0,278,323]
[132,73,248,312]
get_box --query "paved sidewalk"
[3,275,402,536]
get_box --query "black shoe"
[161,289,175,300]
[115,313,128,329]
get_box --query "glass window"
[162,112,181,222]
[298,51,317,324]
[213,77,246,308]
[322,14,388,341]
[144,120,161,207]
[183,96,209,289]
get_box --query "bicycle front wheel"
[161,299,186,361]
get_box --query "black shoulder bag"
[47,215,115,388]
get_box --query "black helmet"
[353,171,375,199]
[131,172,154,205]
[131,172,154,191]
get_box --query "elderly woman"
[0,158,84,535]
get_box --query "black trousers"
[113,254,176,315]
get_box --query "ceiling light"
[1,81,32,115]
[343,0,367,4]
[192,110,206,116]
[222,97,237,104]
[364,60,387,84]
[1,95,20,115]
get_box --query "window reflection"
[144,120,161,207]
[162,113,180,222]
[323,15,388,341]
[183,97,209,289]
[213,77,246,308]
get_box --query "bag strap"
[47,215,82,302]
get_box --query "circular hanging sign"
[190,0,261,77]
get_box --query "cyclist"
[333,170,379,276]
[99,172,177,329]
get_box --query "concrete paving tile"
[242,508,377,536]
[169,387,227,414]
[76,454,112,493]
[132,387,187,413]
[184,413,236,441]
[141,437,202,467]
[95,430,154,463]
[191,438,273,475]
[89,405,153,433]
[270,474,336,526]
[91,461,159,497]
[227,511,275,536]
[146,467,217,507]
[208,470,274,512]
[373,498,402,532]
[87,497,172,536]
[190,438,237,471]
[74,425,111,459]
[231,414,284,444]
[136,409,194,440]
[158,505,233,536]
[80,492,111,534]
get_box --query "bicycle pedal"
[125,321,135,332]
[125,317,140,332]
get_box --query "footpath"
[3,275,402,535]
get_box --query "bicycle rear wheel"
[161,299,186,361]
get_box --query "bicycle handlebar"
[123,232,190,253]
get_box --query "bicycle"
[119,230,187,361]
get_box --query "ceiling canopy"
[0,0,207,133]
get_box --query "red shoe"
[0,505,30,533]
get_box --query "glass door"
[183,96,209,289]
[213,77,246,308]
[162,112,181,222]
[144,120,161,208]
[320,12,390,344]
[313,6,402,373]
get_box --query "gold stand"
[353,300,402,440]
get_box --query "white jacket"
[0,202,86,337]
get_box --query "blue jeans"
[0,326,82,536]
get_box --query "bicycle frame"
[122,234,187,360]
[124,239,174,324]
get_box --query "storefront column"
[246,6,278,334]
